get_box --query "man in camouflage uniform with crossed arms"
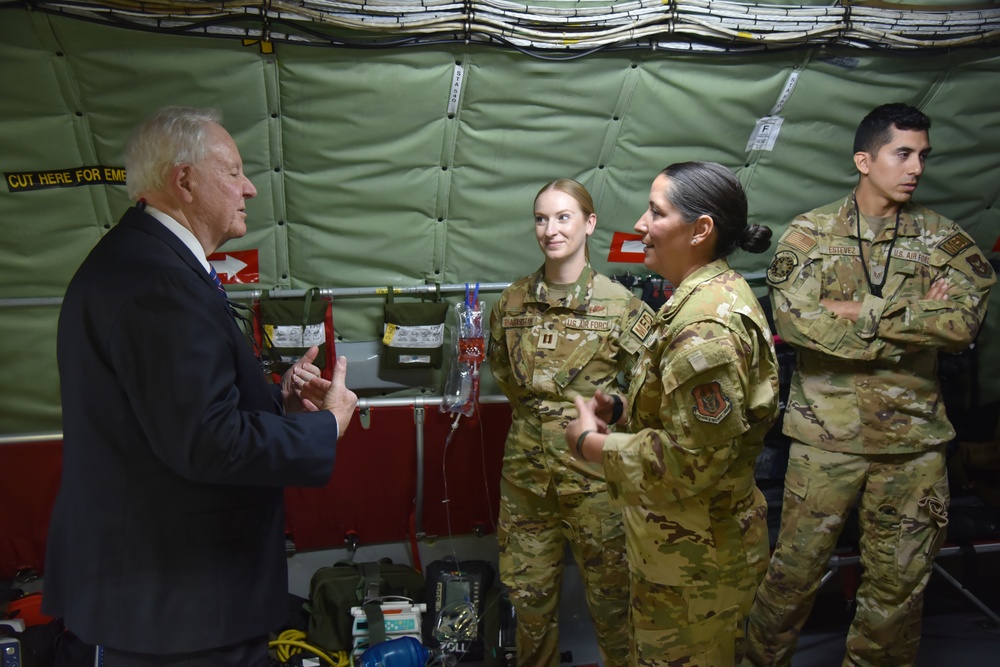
[745,103,995,666]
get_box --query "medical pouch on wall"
[381,287,448,370]
[257,288,335,380]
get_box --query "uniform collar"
[527,264,595,314]
[656,259,730,320]
[834,191,923,239]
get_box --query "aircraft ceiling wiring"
[3,0,998,53]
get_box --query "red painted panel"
[419,405,508,539]
[0,440,63,579]
[284,406,420,550]
[0,405,511,576]
[283,403,510,551]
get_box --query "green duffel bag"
[305,558,426,653]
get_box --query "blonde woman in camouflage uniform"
[566,162,780,666]
[489,178,654,667]
[746,104,996,667]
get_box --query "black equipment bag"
[422,559,495,662]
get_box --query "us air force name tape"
[6,165,126,192]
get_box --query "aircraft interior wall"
[2,5,1000,660]
[2,6,998,437]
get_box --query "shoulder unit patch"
[767,250,799,284]
[966,253,995,279]
[691,381,733,424]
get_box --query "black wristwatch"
[610,394,624,425]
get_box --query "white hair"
[123,106,223,200]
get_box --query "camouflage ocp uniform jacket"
[766,194,996,455]
[489,266,654,497]
[601,260,780,586]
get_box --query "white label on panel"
[267,323,325,347]
[448,63,465,115]
[770,69,801,116]
[746,116,784,152]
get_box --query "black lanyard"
[854,195,899,298]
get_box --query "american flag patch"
[785,230,816,254]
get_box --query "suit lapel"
[119,206,217,292]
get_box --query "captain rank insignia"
[537,330,559,349]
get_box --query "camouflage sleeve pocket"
[931,232,996,290]
[619,325,643,356]
[805,311,849,350]
[661,337,734,393]
[662,338,748,447]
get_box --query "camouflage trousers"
[498,476,629,667]
[630,572,761,667]
[628,489,768,666]
[745,442,949,667]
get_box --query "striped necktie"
[209,266,227,297]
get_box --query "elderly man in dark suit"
[43,106,357,666]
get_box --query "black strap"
[610,394,624,425]
[359,561,387,647]
[360,561,382,602]
[854,195,899,298]
[362,600,387,646]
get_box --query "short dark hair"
[853,103,931,155]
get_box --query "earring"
[691,240,697,246]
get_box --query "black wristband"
[610,394,624,425]
[575,430,593,461]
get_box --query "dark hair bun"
[739,224,773,254]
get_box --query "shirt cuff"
[855,293,885,340]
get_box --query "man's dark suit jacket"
[43,206,339,653]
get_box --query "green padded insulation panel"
[0,6,998,434]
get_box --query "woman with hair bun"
[566,162,780,666]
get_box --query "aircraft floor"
[482,548,1000,667]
